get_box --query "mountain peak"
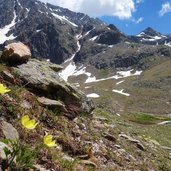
[142,27,161,37]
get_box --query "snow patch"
[16,0,23,8]
[112,89,130,96]
[137,32,146,37]
[59,62,76,81]
[116,80,125,85]
[164,41,171,47]
[25,8,30,18]
[0,11,17,44]
[137,32,163,41]
[59,34,82,81]
[36,29,42,33]
[85,69,142,83]
[87,93,100,98]
[117,69,142,77]
[38,10,45,14]
[89,36,98,41]
[52,13,78,27]
[84,27,95,36]
[64,34,81,63]
[157,121,171,125]
[142,36,162,41]
[80,15,86,20]
[85,86,91,89]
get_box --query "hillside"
[0,50,171,170]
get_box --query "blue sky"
[100,0,171,35]
[40,0,171,35]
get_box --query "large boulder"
[1,42,31,65]
[13,59,94,119]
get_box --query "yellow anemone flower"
[21,115,38,129]
[0,84,11,94]
[43,134,57,147]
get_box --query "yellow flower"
[104,123,108,127]
[0,84,11,94]
[43,134,57,147]
[21,115,38,129]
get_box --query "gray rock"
[119,133,145,151]
[34,164,50,171]
[1,70,15,83]
[2,121,19,140]
[37,97,65,109]
[62,154,74,161]
[136,142,145,151]
[14,59,94,119]
[103,132,116,142]
[49,64,63,72]
[20,100,32,109]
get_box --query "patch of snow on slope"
[16,0,23,8]
[85,86,91,89]
[157,121,171,125]
[164,41,171,47]
[117,69,142,77]
[70,66,96,83]
[142,36,162,41]
[80,15,86,20]
[38,10,45,14]
[89,36,98,41]
[25,8,30,18]
[85,69,142,83]
[112,89,130,96]
[52,13,78,27]
[59,34,82,81]
[137,32,146,37]
[84,27,95,36]
[87,93,100,98]
[116,80,125,85]
[85,75,97,83]
[59,62,76,81]
[0,11,17,44]
[36,29,42,33]
[64,34,82,63]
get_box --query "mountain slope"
[0,0,171,115]
[0,57,171,170]
[0,0,105,63]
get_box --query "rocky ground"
[0,48,171,171]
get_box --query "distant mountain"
[0,0,104,63]
[128,27,171,46]
[0,0,171,72]
[140,27,162,37]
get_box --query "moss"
[127,112,171,125]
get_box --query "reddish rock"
[1,42,31,65]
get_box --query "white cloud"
[132,17,143,24]
[136,17,143,24]
[159,2,171,16]
[136,0,144,4]
[40,0,135,19]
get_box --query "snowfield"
[87,93,100,98]
[0,11,17,44]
